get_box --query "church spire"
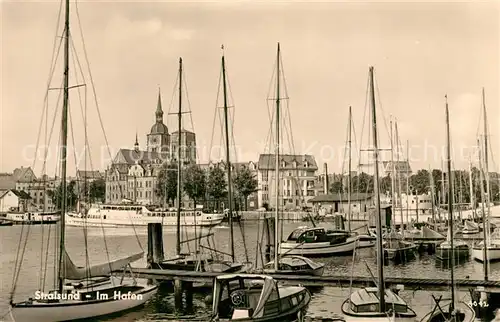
[156,87,163,123]
[134,132,139,152]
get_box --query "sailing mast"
[468,159,475,219]
[389,117,396,230]
[478,139,489,279]
[274,43,281,271]
[369,66,385,311]
[445,95,455,312]
[58,0,70,293]
[406,140,410,227]
[176,58,183,256]
[395,121,404,231]
[347,106,352,232]
[221,46,235,261]
[429,165,436,231]
[482,88,491,239]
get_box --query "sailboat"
[255,44,325,275]
[472,88,500,262]
[420,96,475,322]
[382,114,417,263]
[341,67,417,321]
[8,1,158,321]
[152,57,248,275]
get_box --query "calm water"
[1,221,499,321]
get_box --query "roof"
[258,154,318,170]
[382,161,412,174]
[150,122,168,134]
[76,170,103,179]
[171,129,195,135]
[112,149,169,165]
[349,288,407,307]
[309,193,373,203]
[0,189,31,200]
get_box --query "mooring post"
[185,281,193,311]
[147,223,164,267]
[174,279,183,310]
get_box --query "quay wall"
[239,211,371,222]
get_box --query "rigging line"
[41,225,53,292]
[372,70,392,148]
[10,223,26,301]
[68,38,93,277]
[70,36,95,173]
[208,67,223,162]
[11,225,32,303]
[357,73,370,170]
[75,0,143,251]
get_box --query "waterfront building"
[105,90,197,206]
[0,189,31,213]
[257,154,318,210]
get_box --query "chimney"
[323,163,329,194]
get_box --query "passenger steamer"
[66,204,224,228]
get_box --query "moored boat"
[263,255,325,276]
[435,240,470,261]
[279,227,358,256]
[461,220,480,234]
[341,288,417,321]
[66,204,224,228]
[383,231,417,262]
[210,274,311,321]
[419,299,475,322]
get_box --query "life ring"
[230,290,244,307]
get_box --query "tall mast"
[482,88,491,237]
[428,165,436,231]
[347,106,352,232]
[395,121,404,230]
[221,47,235,261]
[478,139,488,279]
[389,116,396,230]
[58,0,70,293]
[445,95,455,311]
[369,67,385,311]
[176,58,183,256]
[468,159,475,218]
[405,140,410,226]
[274,43,281,270]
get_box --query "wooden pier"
[125,267,500,292]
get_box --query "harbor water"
[1,221,500,321]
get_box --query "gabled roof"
[0,189,31,200]
[382,161,412,174]
[76,170,103,179]
[113,149,168,165]
[258,154,318,170]
[309,192,373,203]
[12,167,37,182]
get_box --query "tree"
[48,180,78,210]
[409,169,430,194]
[233,167,258,211]
[206,166,227,210]
[184,164,206,208]
[351,172,373,193]
[89,178,105,203]
[380,175,392,195]
[156,162,178,207]
[329,181,344,194]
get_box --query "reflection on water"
[1,221,500,321]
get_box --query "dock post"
[185,281,193,311]
[147,223,164,267]
[174,279,183,310]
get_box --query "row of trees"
[48,178,106,209]
[329,169,500,204]
[155,163,258,211]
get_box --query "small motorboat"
[435,240,470,261]
[419,297,475,322]
[210,274,311,321]
[279,227,357,257]
[383,231,417,262]
[263,255,325,276]
[341,287,417,321]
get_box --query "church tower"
[147,88,170,153]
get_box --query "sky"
[1,0,499,177]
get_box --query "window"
[262,171,269,181]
